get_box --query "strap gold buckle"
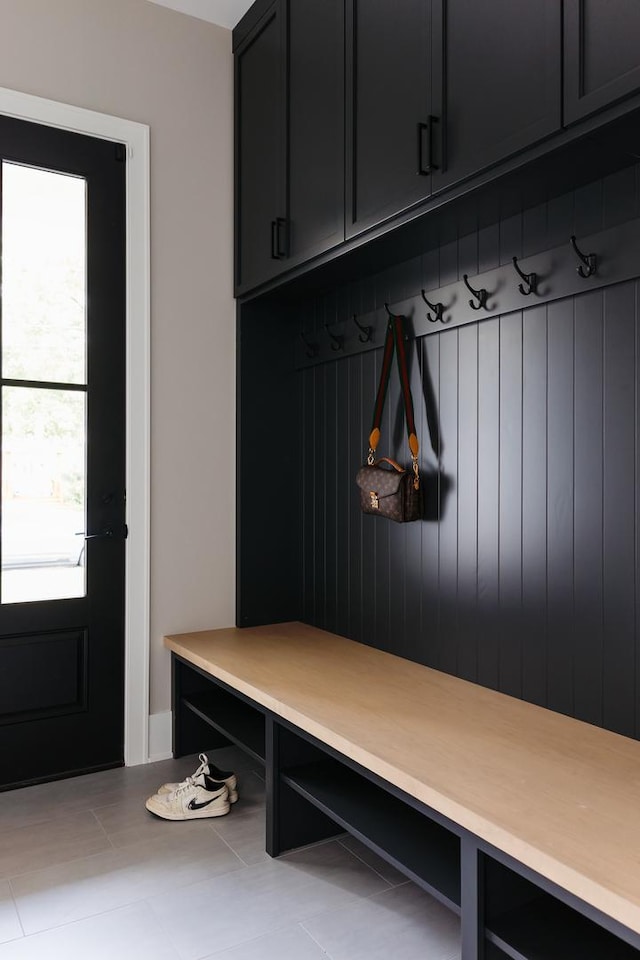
[412,456,420,490]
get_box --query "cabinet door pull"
[275,217,288,258]
[417,117,439,175]
[270,218,288,260]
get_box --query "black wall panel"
[293,164,640,740]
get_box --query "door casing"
[0,85,151,767]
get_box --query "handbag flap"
[356,464,405,497]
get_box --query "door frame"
[0,85,151,767]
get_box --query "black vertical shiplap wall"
[297,164,640,740]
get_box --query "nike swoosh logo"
[188,794,221,810]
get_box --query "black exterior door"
[346,0,442,239]
[235,2,286,293]
[0,115,126,790]
[434,0,561,192]
[564,0,640,125]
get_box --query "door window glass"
[1,162,87,603]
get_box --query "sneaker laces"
[169,754,210,795]
[168,773,224,801]
[168,775,198,799]
[194,753,209,777]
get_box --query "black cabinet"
[235,4,285,292]
[235,0,640,295]
[345,0,443,239]
[287,0,344,268]
[345,0,560,238]
[564,0,640,124]
[434,0,561,192]
[235,0,344,294]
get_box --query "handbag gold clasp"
[369,491,379,509]
[412,456,420,490]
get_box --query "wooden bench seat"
[165,621,640,959]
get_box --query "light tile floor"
[0,747,460,960]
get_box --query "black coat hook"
[383,303,411,339]
[420,289,446,323]
[463,274,489,310]
[324,322,343,352]
[512,256,538,296]
[570,235,597,278]
[352,314,372,343]
[300,331,318,359]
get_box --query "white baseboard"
[147,710,173,761]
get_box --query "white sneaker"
[158,753,238,803]
[145,774,230,820]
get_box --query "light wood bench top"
[165,621,640,935]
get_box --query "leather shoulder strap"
[368,320,395,456]
[368,315,420,467]
[392,314,419,461]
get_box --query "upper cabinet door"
[235,4,286,293]
[287,0,345,267]
[345,0,443,239]
[434,0,560,193]
[564,0,640,125]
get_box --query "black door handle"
[417,117,439,175]
[78,523,128,540]
[270,217,288,260]
[80,528,114,540]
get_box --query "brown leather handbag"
[356,313,422,523]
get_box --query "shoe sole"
[157,783,239,803]
[145,797,231,820]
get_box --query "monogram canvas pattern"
[356,464,403,497]
[356,464,422,523]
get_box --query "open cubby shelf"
[486,896,640,960]
[169,635,640,960]
[281,757,461,911]
[182,691,265,764]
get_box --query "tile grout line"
[208,821,254,868]
[298,919,336,958]
[12,898,180,950]
[6,876,26,940]
[4,820,231,890]
[89,808,117,850]
[198,922,331,959]
[9,835,250,942]
[2,841,115,884]
[336,837,402,888]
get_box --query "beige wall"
[0,0,236,719]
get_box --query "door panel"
[0,115,125,789]
[0,631,86,719]
[287,0,344,266]
[565,0,640,124]
[434,0,560,192]
[346,0,438,238]
[235,4,285,292]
